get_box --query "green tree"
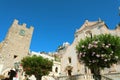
[76,34,120,80]
[21,55,53,80]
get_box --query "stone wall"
[0,19,34,73]
[60,19,120,76]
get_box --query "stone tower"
[0,19,34,73]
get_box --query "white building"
[57,19,120,80]
[30,51,61,77]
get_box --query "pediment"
[76,19,106,33]
[77,20,99,32]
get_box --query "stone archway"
[2,67,18,80]
[1,68,11,78]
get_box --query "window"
[55,67,58,73]
[85,30,92,38]
[14,55,18,59]
[68,57,71,63]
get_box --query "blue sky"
[0,0,119,52]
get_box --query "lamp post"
[14,62,20,72]
[14,62,21,80]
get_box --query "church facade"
[59,19,120,77]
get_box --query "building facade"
[30,51,61,77]
[1,19,120,80]
[0,19,34,74]
[60,19,120,77]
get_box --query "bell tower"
[0,19,34,72]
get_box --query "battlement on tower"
[12,19,34,31]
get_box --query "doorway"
[65,66,73,76]
[68,70,72,76]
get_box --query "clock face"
[19,29,25,36]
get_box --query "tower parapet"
[11,19,34,30]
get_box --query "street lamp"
[14,61,22,80]
[14,62,20,72]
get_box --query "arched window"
[55,67,58,73]
[85,30,92,38]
